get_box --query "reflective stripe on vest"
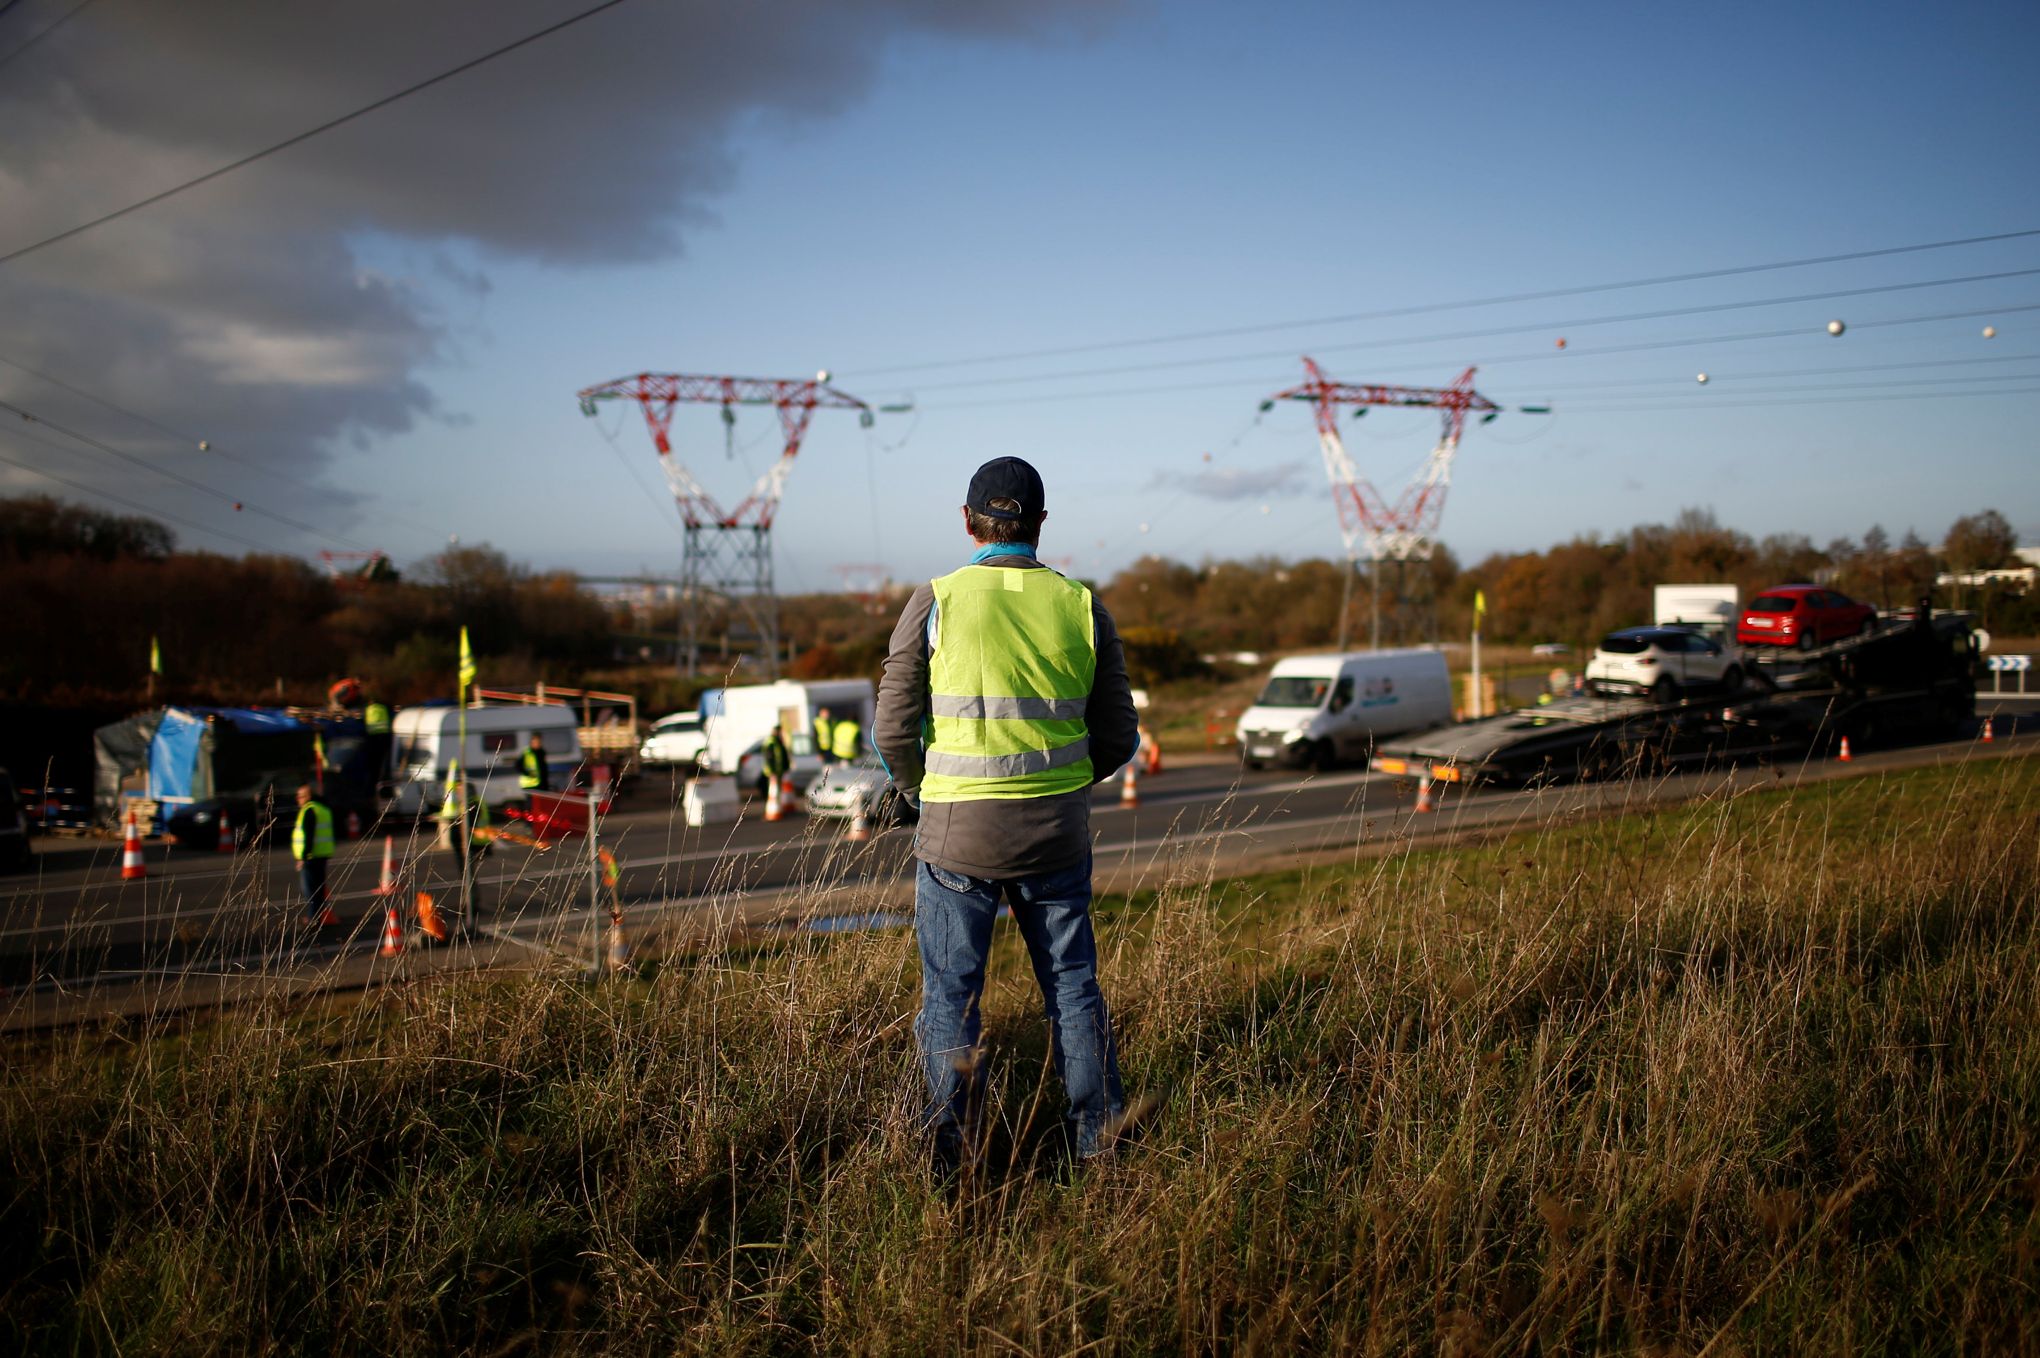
[292,801,335,859]
[519,749,544,789]
[921,563,1095,803]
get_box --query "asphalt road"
[2,696,2032,1028]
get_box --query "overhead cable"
[842,228,2040,378]
[0,432,283,554]
[0,396,371,547]
[0,0,636,268]
[904,270,2040,394]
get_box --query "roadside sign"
[1987,655,2032,672]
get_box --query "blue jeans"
[914,854,1124,1159]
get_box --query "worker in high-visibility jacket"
[439,764,491,861]
[812,707,835,765]
[518,733,551,797]
[829,713,863,762]
[291,784,336,924]
[362,699,392,734]
[874,456,1139,1174]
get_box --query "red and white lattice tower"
[578,372,872,675]
[1264,357,1499,646]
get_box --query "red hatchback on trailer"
[1737,584,1877,650]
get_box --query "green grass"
[3,756,2038,1353]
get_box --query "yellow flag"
[458,626,477,693]
[1473,590,1487,625]
[149,635,161,675]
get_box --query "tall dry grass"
[2,755,2036,1354]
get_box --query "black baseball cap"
[966,456,1045,520]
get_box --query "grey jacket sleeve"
[874,583,935,796]
[1085,598,1139,782]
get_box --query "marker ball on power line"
[1696,372,1709,384]
[1202,451,1212,462]
[233,501,243,511]
[815,369,831,384]
[197,440,210,451]
[1138,522,1150,534]
[1827,319,1845,336]
[1259,504,1271,515]
[1983,325,1997,339]
[1555,337,1567,350]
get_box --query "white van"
[702,679,875,774]
[1236,650,1452,769]
[387,704,584,814]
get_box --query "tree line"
[0,493,2029,710]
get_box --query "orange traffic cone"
[374,835,397,895]
[1982,715,1995,743]
[311,905,339,927]
[846,800,872,843]
[378,905,405,958]
[1414,777,1436,813]
[1120,761,1140,807]
[1144,736,1162,777]
[1838,735,1853,762]
[121,811,146,880]
[606,911,631,972]
[780,775,801,815]
[764,773,783,822]
[344,809,362,840]
[415,891,450,945]
[216,811,235,854]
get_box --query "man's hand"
[294,860,303,870]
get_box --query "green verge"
[2,755,2036,1354]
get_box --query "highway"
[2,697,2032,1030]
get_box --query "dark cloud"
[1150,459,1312,502]
[0,0,1106,542]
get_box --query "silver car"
[805,755,916,825]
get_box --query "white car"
[1586,627,1743,701]
[639,711,708,767]
[806,755,917,825]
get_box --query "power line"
[0,350,454,541]
[0,0,636,268]
[0,0,97,76]
[841,228,2040,379]
[0,395,372,548]
[922,302,2040,410]
[903,269,2040,395]
[1570,386,2040,414]
[0,431,284,554]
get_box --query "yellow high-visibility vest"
[920,564,1095,802]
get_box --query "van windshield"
[1256,676,1332,708]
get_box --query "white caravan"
[1236,650,1452,770]
[701,679,876,775]
[387,704,584,814]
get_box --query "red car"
[1737,584,1876,650]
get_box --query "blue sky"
[6,0,2037,587]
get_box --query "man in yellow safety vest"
[812,707,835,765]
[874,456,1139,1174]
[829,712,863,762]
[292,783,336,925]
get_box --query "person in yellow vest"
[812,707,835,765]
[518,733,551,800]
[875,456,1139,1174]
[292,783,336,925]
[362,697,394,794]
[438,763,491,861]
[829,711,863,762]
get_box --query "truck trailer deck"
[1373,609,1976,789]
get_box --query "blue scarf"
[970,542,1037,565]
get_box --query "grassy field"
[3,755,2037,1353]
